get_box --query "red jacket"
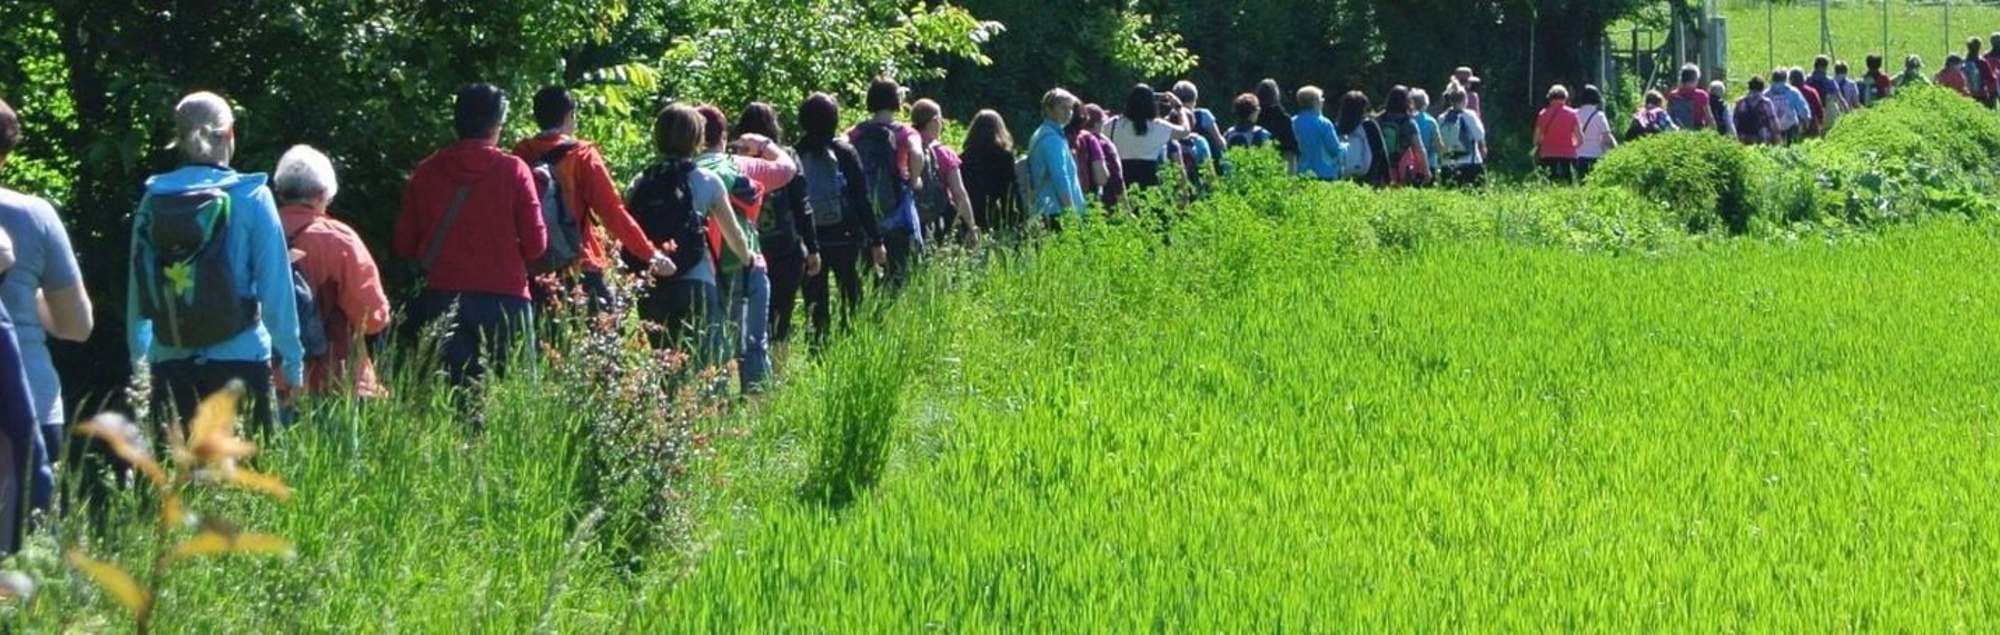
[395,140,546,298]
[511,134,661,271]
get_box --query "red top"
[394,140,547,298]
[1938,68,1972,96]
[512,134,660,271]
[1796,84,1826,134]
[1536,101,1582,159]
[280,205,390,397]
[1669,86,1712,126]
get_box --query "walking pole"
[1768,1,1776,72]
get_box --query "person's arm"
[512,160,548,263]
[333,227,392,336]
[942,163,977,235]
[734,134,798,192]
[578,148,658,262]
[785,172,819,253]
[127,207,152,365]
[248,188,304,388]
[1091,157,1111,190]
[902,129,928,193]
[836,144,882,246]
[39,219,92,342]
[707,187,756,265]
[1045,135,1084,215]
[1532,112,1546,155]
[1165,118,1192,140]
[0,226,14,272]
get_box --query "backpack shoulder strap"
[420,183,475,272]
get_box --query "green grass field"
[1722,0,2000,76]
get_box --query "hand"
[806,252,824,277]
[647,254,678,278]
[752,254,768,271]
[961,228,981,250]
[869,245,888,267]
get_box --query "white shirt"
[1576,106,1615,159]
[1105,117,1177,162]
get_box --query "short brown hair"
[653,104,703,158]
[910,99,943,130]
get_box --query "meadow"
[1721,0,2000,75]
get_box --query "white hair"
[170,92,235,164]
[1296,86,1325,111]
[273,145,339,205]
[1410,89,1431,110]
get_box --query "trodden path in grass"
[650,222,2000,630]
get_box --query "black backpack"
[131,188,259,348]
[285,221,329,359]
[915,141,950,234]
[850,121,908,223]
[756,149,801,243]
[529,142,583,274]
[1733,96,1769,142]
[625,160,707,275]
[802,144,848,229]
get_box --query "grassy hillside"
[1721,0,2000,75]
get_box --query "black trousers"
[804,241,866,351]
[764,239,809,344]
[881,229,916,292]
[150,358,277,439]
[635,277,715,359]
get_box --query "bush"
[1754,87,2000,229]
[1587,130,1772,234]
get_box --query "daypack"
[625,160,707,275]
[1733,95,1771,143]
[801,144,848,229]
[757,149,802,243]
[850,121,911,229]
[915,141,950,235]
[285,221,329,360]
[1383,119,1429,186]
[1869,73,1894,103]
[528,142,583,274]
[1771,91,1800,131]
[1629,107,1677,140]
[1224,125,1268,149]
[1013,155,1036,216]
[131,188,259,348]
[1667,90,1705,130]
[1341,125,1373,179]
[1965,59,1988,97]
[699,153,764,271]
[1439,110,1476,161]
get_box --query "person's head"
[1770,68,1789,85]
[0,97,18,169]
[652,103,703,159]
[1384,85,1411,115]
[1255,79,1285,115]
[799,92,840,141]
[1946,53,1965,68]
[1410,88,1431,113]
[1337,90,1371,129]
[1906,54,1924,71]
[866,77,902,114]
[1454,66,1474,82]
[1233,93,1260,125]
[272,145,340,208]
[733,101,783,144]
[1970,36,1984,56]
[965,109,1014,154]
[1680,63,1701,85]
[910,98,944,140]
[1748,76,1767,93]
[1788,68,1807,87]
[170,91,238,164]
[453,83,507,143]
[1991,32,2000,53]
[1123,84,1158,123]
[1546,84,1569,103]
[1575,84,1602,108]
[694,105,730,150]
[1709,80,1728,98]
[1296,86,1325,112]
[1866,53,1885,72]
[531,86,578,134]
[1643,90,1666,108]
[1442,86,1467,110]
[1814,55,1832,72]
[1171,81,1200,107]
[1080,103,1108,134]
[1043,87,1081,125]
[1836,60,1851,77]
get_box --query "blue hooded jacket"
[127,165,304,387]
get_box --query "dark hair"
[453,83,508,141]
[1576,84,1604,107]
[1814,55,1832,71]
[866,77,902,113]
[1866,54,1885,71]
[696,104,729,149]
[1835,60,1851,75]
[733,102,784,145]
[653,103,703,158]
[1748,76,1767,91]
[532,86,576,131]
[799,92,840,144]
[1971,37,1984,55]
[1383,85,1411,115]
[0,97,19,158]
[965,109,1013,155]
[1680,64,1701,84]
[1336,90,1370,134]
[1255,79,1288,117]
[1123,83,1158,136]
[1788,68,1807,87]
[1232,93,1260,124]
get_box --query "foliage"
[1588,130,1773,233]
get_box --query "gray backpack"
[804,144,848,228]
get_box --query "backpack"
[1439,110,1475,161]
[756,149,802,242]
[528,142,583,274]
[131,188,259,348]
[1771,90,1800,131]
[802,144,848,229]
[1965,59,1987,97]
[915,141,950,235]
[1224,126,1266,149]
[625,160,707,275]
[285,221,329,360]
[1733,95,1770,143]
[1384,120,1429,186]
[1667,90,1705,130]
[698,153,763,270]
[1634,107,1677,139]
[850,121,910,228]
[1341,126,1373,178]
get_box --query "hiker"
[732,102,823,374]
[1224,93,1273,149]
[910,98,981,247]
[1667,63,1712,130]
[1292,86,1344,181]
[1966,38,1997,106]
[1065,104,1115,213]
[1410,89,1444,179]
[1375,86,1428,187]
[847,78,926,290]
[798,93,886,349]
[1937,54,1971,97]
[1573,85,1617,181]
[1765,69,1810,145]
[1708,80,1737,139]
[131,91,302,434]
[1625,90,1678,142]
[1171,81,1229,175]
[1437,85,1487,187]
[1984,34,2000,107]
[1896,55,1932,90]
[1807,57,1847,112]
[625,104,758,361]
[272,145,389,398]
[1733,76,1780,146]
[1335,91,1389,187]
[1834,61,1863,113]
[0,226,41,555]
[959,110,1023,236]
[1862,54,1894,105]
[1105,84,1190,192]
[1533,84,1582,183]
[513,87,675,312]
[1163,106,1212,199]
[0,97,89,514]
[1026,88,1087,231]
[1255,79,1300,171]
[1454,67,1484,115]
[1789,68,1827,138]
[697,105,791,393]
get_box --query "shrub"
[1587,131,1772,234]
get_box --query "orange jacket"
[513,134,660,271]
[280,205,390,397]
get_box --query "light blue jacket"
[1292,110,1345,180]
[1414,112,1442,169]
[1766,82,1811,128]
[128,165,304,386]
[1031,120,1086,218]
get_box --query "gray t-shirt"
[627,164,728,285]
[0,188,83,426]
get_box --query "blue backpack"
[131,188,259,348]
[850,121,913,232]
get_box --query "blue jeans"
[719,266,771,392]
[415,292,534,389]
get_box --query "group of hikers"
[1535,38,2000,181]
